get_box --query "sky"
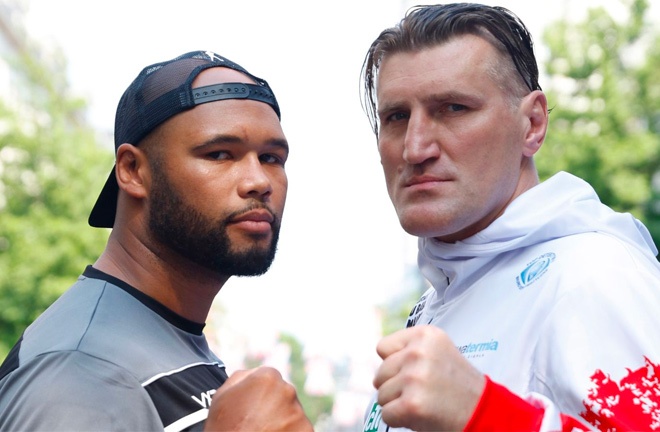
[23,0,658,366]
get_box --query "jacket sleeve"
[466,245,660,432]
[464,376,592,431]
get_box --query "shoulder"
[516,233,660,326]
[20,274,214,378]
[535,233,660,357]
[0,350,161,431]
[539,231,660,283]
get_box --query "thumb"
[214,368,255,393]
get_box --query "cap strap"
[192,83,280,118]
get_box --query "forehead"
[376,34,500,98]
[159,91,284,145]
[141,65,285,154]
[143,71,284,153]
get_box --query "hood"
[418,171,657,300]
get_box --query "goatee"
[148,166,280,276]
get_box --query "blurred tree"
[278,333,334,428]
[0,7,113,357]
[379,265,428,337]
[537,0,660,247]
[242,333,334,427]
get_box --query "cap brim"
[88,166,119,228]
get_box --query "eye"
[446,103,467,113]
[260,153,287,167]
[381,111,410,125]
[207,150,231,160]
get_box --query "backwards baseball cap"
[88,50,280,228]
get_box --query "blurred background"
[1,0,659,429]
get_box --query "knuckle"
[256,366,283,381]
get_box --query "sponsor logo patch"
[516,252,556,289]
[457,339,499,360]
[363,402,383,432]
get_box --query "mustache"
[226,203,277,223]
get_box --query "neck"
[94,227,229,323]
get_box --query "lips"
[404,175,447,187]
[228,209,275,236]
[230,209,274,224]
[231,208,275,223]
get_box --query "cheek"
[172,160,216,187]
[274,175,288,205]
[459,129,515,172]
[279,175,288,193]
[178,167,235,207]
[194,184,231,214]
[379,157,399,199]
[378,141,401,174]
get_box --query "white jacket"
[364,172,660,432]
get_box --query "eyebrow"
[378,91,482,117]
[196,134,289,153]
[266,139,290,154]
[377,101,406,119]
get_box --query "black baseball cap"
[88,50,281,228]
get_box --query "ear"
[115,143,150,199]
[520,90,548,158]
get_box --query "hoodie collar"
[418,171,656,302]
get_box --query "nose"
[402,111,441,165]
[237,155,272,199]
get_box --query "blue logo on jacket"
[516,253,556,289]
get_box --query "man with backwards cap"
[0,51,312,431]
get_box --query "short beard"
[147,164,280,277]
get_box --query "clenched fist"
[204,366,313,431]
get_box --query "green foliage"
[537,0,660,249]
[0,25,113,357]
[278,333,334,427]
[379,267,428,337]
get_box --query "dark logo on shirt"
[406,293,428,327]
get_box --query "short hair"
[361,3,542,136]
